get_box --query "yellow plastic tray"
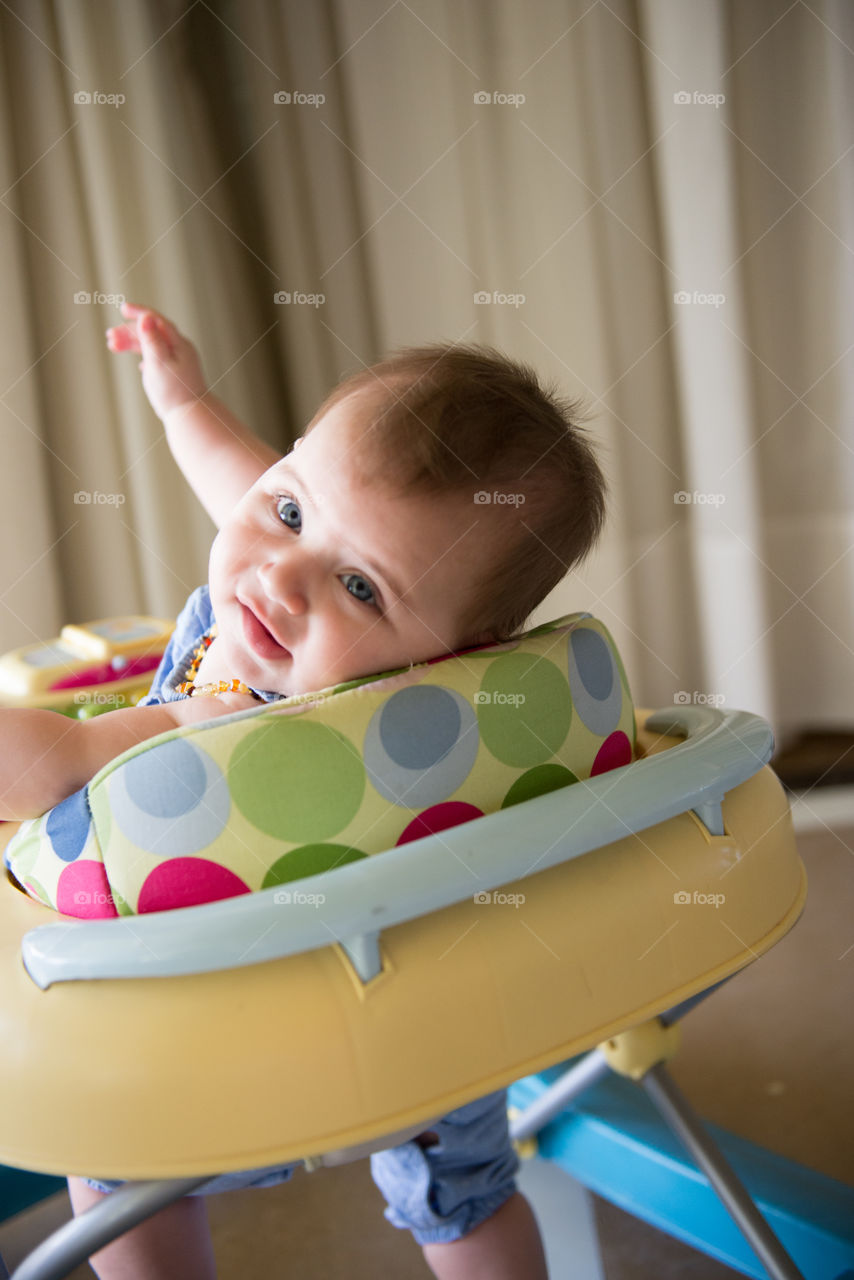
[0,715,805,1182]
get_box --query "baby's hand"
[107,303,208,419]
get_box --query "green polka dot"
[229,721,365,841]
[262,842,367,887]
[22,875,50,906]
[112,884,133,916]
[477,654,572,766]
[501,764,578,808]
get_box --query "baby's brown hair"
[305,344,607,642]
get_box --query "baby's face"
[207,395,498,696]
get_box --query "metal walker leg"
[511,1019,808,1280]
[8,1177,209,1280]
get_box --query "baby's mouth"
[239,602,291,661]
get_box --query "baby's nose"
[258,561,308,615]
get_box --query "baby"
[4,302,607,1279]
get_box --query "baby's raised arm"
[108,303,281,526]
[0,694,252,821]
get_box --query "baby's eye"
[276,496,302,531]
[342,573,377,607]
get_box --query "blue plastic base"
[509,1066,854,1280]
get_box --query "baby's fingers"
[106,323,140,353]
[138,311,177,357]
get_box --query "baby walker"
[0,611,852,1280]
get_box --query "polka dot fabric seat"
[5,613,635,919]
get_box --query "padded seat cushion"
[5,613,635,918]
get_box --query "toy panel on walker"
[0,616,173,716]
[0,612,805,1193]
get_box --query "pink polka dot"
[57,860,119,919]
[397,801,484,845]
[591,731,633,776]
[137,858,251,913]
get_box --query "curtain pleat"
[0,0,850,741]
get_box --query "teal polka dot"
[477,654,571,766]
[230,720,365,841]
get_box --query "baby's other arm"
[108,303,281,526]
[0,695,252,821]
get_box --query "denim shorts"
[80,1089,517,1246]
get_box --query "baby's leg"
[421,1190,548,1279]
[67,1177,216,1280]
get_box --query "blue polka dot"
[378,687,461,769]
[124,738,208,818]
[364,686,479,808]
[45,788,93,862]
[571,630,614,700]
[567,627,623,737]
[110,738,230,857]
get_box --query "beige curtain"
[1,0,850,743]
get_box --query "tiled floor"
[2,795,851,1278]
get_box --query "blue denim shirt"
[138,585,282,705]
[4,586,281,878]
